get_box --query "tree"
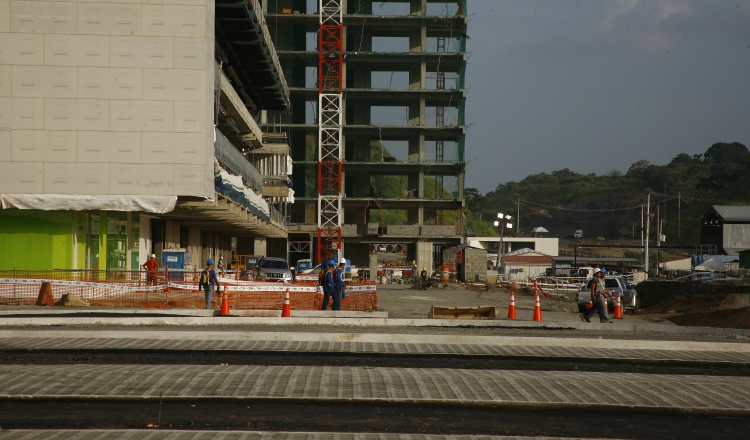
[703,142,750,163]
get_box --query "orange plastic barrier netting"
[0,270,378,311]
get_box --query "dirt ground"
[376,279,750,329]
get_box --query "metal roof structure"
[709,205,750,222]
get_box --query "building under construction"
[265,0,467,272]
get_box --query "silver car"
[254,257,293,283]
[576,276,639,315]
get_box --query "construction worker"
[581,268,612,323]
[199,259,221,310]
[321,260,337,310]
[420,267,428,283]
[335,261,346,304]
[141,254,158,286]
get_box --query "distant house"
[701,205,750,255]
[500,253,553,280]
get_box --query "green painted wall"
[0,210,74,270]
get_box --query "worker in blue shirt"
[334,261,346,304]
[321,260,337,310]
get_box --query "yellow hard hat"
[423,267,426,271]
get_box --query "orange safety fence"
[0,270,378,311]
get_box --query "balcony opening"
[425,106,457,126]
[426,72,460,90]
[370,174,410,199]
[424,141,459,162]
[305,66,317,89]
[369,140,408,162]
[425,175,458,200]
[426,2,460,16]
[372,36,409,52]
[370,2,411,16]
[370,71,409,89]
[304,100,317,124]
[371,106,410,126]
[368,209,409,226]
[426,36,461,53]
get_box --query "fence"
[0,270,378,312]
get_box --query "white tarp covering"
[0,194,177,214]
[214,159,270,221]
[694,258,725,272]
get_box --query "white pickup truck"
[576,276,639,315]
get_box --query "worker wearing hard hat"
[141,253,158,286]
[582,268,612,323]
[420,267,428,283]
[321,260,339,310]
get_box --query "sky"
[463,0,750,193]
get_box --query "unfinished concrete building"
[265,0,467,271]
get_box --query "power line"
[520,196,680,213]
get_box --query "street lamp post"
[494,213,513,280]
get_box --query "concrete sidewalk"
[2,364,749,417]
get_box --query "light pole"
[494,213,513,279]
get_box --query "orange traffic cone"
[532,291,543,322]
[613,294,623,319]
[507,290,517,320]
[220,284,230,316]
[281,288,291,317]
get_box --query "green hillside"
[465,142,750,245]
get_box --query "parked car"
[254,257,293,283]
[576,276,639,315]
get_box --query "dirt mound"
[667,307,749,329]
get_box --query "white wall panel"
[12,66,77,98]
[44,162,109,194]
[0,33,44,65]
[142,69,174,100]
[142,5,205,38]
[110,36,174,69]
[0,129,10,158]
[173,163,204,195]
[163,0,207,5]
[0,66,10,97]
[0,0,10,32]
[12,129,76,162]
[0,97,44,130]
[45,98,109,131]
[174,37,207,69]
[109,163,173,195]
[110,100,173,132]
[143,131,203,164]
[44,34,109,67]
[174,100,206,133]
[0,162,43,193]
[11,1,77,34]
[78,67,142,100]
[78,131,142,163]
[77,3,142,36]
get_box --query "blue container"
[296,259,312,273]
[162,250,185,281]
[245,255,261,270]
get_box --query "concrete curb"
[1,329,749,353]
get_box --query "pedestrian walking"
[321,260,337,310]
[141,253,158,286]
[199,259,220,310]
[335,261,346,303]
[581,268,612,323]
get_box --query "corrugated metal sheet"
[503,255,553,264]
[713,205,750,221]
[724,224,750,253]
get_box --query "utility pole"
[516,198,520,237]
[644,191,651,273]
[678,192,681,239]
[640,204,644,249]
[656,205,660,276]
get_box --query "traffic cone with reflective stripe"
[220,284,230,316]
[613,293,623,319]
[281,288,291,318]
[507,290,517,320]
[532,291,543,322]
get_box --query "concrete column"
[254,238,267,256]
[416,240,433,271]
[369,253,378,281]
[410,0,426,15]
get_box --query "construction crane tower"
[316,0,344,263]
